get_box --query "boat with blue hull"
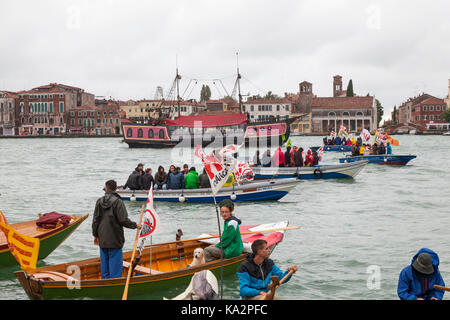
[252,161,368,180]
[339,154,417,165]
[116,178,299,203]
[310,145,352,152]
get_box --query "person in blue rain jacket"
[397,248,445,300]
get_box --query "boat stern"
[15,270,43,300]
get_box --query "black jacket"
[92,191,137,249]
[294,149,303,167]
[198,173,211,188]
[124,170,142,190]
[141,173,154,190]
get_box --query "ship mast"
[236,52,243,113]
[176,56,181,118]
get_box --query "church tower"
[333,75,343,97]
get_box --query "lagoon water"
[0,135,449,300]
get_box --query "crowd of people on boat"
[122,163,212,191]
[253,144,320,168]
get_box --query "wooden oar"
[122,204,145,300]
[260,269,295,300]
[434,285,450,292]
[144,226,300,249]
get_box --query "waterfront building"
[16,83,95,135]
[288,75,376,134]
[68,102,124,135]
[410,96,447,127]
[242,99,292,122]
[0,91,19,135]
[397,93,432,124]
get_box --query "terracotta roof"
[311,96,374,109]
[0,90,19,98]
[420,97,445,105]
[33,83,83,91]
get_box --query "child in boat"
[204,199,243,262]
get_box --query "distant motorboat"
[443,131,450,136]
[339,154,416,165]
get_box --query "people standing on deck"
[359,144,366,155]
[397,248,445,300]
[312,150,320,165]
[204,199,243,262]
[323,137,328,145]
[284,146,291,167]
[237,239,298,300]
[185,167,199,189]
[346,138,352,146]
[357,136,362,146]
[351,144,359,156]
[334,136,342,146]
[363,144,371,155]
[304,150,314,167]
[371,143,378,155]
[342,137,347,146]
[378,142,386,155]
[123,163,144,190]
[182,164,189,176]
[253,150,261,166]
[387,142,392,154]
[141,168,154,190]
[154,165,168,190]
[92,180,141,279]
[198,168,211,188]
[273,147,285,167]
[289,147,297,167]
[167,166,185,190]
[262,149,272,167]
[294,147,304,167]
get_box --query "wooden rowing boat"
[0,212,89,268]
[15,222,291,300]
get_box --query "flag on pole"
[360,129,371,142]
[338,125,348,138]
[195,144,237,195]
[136,185,160,254]
[233,161,254,185]
[330,130,336,137]
[0,210,40,271]
[317,146,324,161]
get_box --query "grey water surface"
[0,135,448,300]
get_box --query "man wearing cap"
[397,248,445,300]
[123,163,144,190]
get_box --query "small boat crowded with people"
[339,154,417,165]
[252,160,368,180]
[117,178,300,203]
[15,221,294,300]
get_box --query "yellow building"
[290,112,312,134]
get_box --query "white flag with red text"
[137,184,160,254]
[234,161,254,185]
[195,144,237,195]
[360,129,371,142]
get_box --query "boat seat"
[31,271,77,282]
[122,261,162,275]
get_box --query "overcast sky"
[1,0,449,121]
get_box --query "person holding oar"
[92,179,142,279]
[237,239,298,300]
[397,248,445,300]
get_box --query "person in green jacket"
[204,199,243,262]
[185,167,199,189]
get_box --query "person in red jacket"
[304,150,315,167]
[272,147,285,167]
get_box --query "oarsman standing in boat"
[397,248,445,300]
[237,239,298,300]
[92,180,141,279]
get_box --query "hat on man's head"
[412,252,434,275]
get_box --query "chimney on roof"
[333,75,342,97]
